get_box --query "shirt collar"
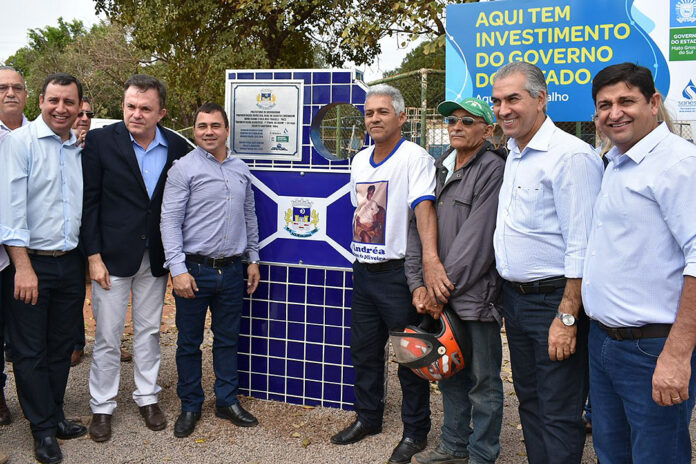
[441,149,457,174]
[507,116,554,157]
[195,145,232,161]
[606,122,670,165]
[129,125,168,150]
[0,114,29,132]
[36,114,77,145]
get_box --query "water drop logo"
[682,80,696,99]
[676,0,696,23]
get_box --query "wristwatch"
[249,260,259,265]
[556,312,576,326]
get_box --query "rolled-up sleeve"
[554,151,603,278]
[0,134,31,247]
[160,162,190,277]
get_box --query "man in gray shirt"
[161,102,260,438]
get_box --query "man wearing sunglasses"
[72,96,93,148]
[406,98,506,464]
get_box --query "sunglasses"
[444,116,485,126]
[78,111,95,119]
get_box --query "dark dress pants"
[502,281,588,464]
[0,266,6,390]
[350,260,430,441]
[4,251,85,439]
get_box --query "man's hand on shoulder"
[88,253,111,290]
[172,272,198,299]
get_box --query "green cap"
[437,97,495,125]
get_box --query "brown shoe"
[120,348,132,363]
[0,391,11,426]
[0,448,7,464]
[70,349,84,367]
[139,403,166,431]
[89,413,112,442]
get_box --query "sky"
[0,0,419,82]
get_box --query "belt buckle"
[517,284,527,295]
[613,328,624,341]
[211,257,219,268]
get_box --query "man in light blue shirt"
[161,102,260,438]
[0,73,87,464]
[584,62,696,464]
[491,61,603,464]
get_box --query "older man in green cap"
[405,97,506,464]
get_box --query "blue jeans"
[438,321,503,464]
[589,321,696,464]
[174,259,244,412]
[502,282,588,464]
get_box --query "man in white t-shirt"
[331,84,452,464]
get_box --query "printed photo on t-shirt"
[353,181,387,244]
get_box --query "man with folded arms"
[161,102,260,437]
[583,62,696,464]
[0,73,87,464]
[491,61,603,464]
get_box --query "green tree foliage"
[381,40,445,109]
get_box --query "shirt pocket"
[452,197,473,223]
[513,184,543,230]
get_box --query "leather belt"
[598,322,672,341]
[507,276,566,295]
[185,254,240,268]
[361,258,405,272]
[27,249,70,257]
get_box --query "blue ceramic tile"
[313,72,331,84]
[251,374,267,390]
[326,288,343,307]
[307,305,324,325]
[307,268,325,285]
[240,317,251,334]
[251,355,267,373]
[288,267,306,284]
[325,326,343,345]
[312,85,331,104]
[268,375,285,394]
[254,282,269,299]
[252,392,268,400]
[305,398,321,407]
[305,380,322,398]
[343,347,352,364]
[293,72,311,83]
[304,90,311,105]
[343,308,351,324]
[343,367,355,384]
[287,323,305,341]
[287,341,304,360]
[325,346,342,365]
[286,396,303,405]
[269,283,287,301]
[255,72,272,79]
[353,85,366,101]
[306,324,324,343]
[269,321,287,339]
[344,289,352,306]
[302,129,310,145]
[344,272,353,287]
[303,106,311,125]
[251,319,269,337]
[325,307,342,326]
[287,304,305,323]
[238,335,250,354]
[333,72,352,84]
[332,85,351,103]
[274,72,292,79]
[324,382,341,401]
[324,365,341,383]
[227,72,236,80]
[305,362,322,381]
[322,401,340,409]
[342,385,356,404]
[238,355,250,372]
[287,284,305,303]
[269,357,285,376]
[268,393,285,402]
[287,378,303,396]
[238,72,254,79]
[325,270,344,287]
[251,337,268,355]
[268,302,286,320]
[306,343,323,362]
[343,328,351,345]
[258,264,269,280]
[307,286,324,305]
[270,266,287,282]
[251,300,269,318]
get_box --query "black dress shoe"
[56,419,87,440]
[330,420,382,445]
[215,403,258,427]
[388,437,427,464]
[34,436,62,464]
[174,411,201,438]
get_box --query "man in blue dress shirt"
[583,63,696,464]
[0,73,87,464]
[161,102,260,438]
[491,61,603,464]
